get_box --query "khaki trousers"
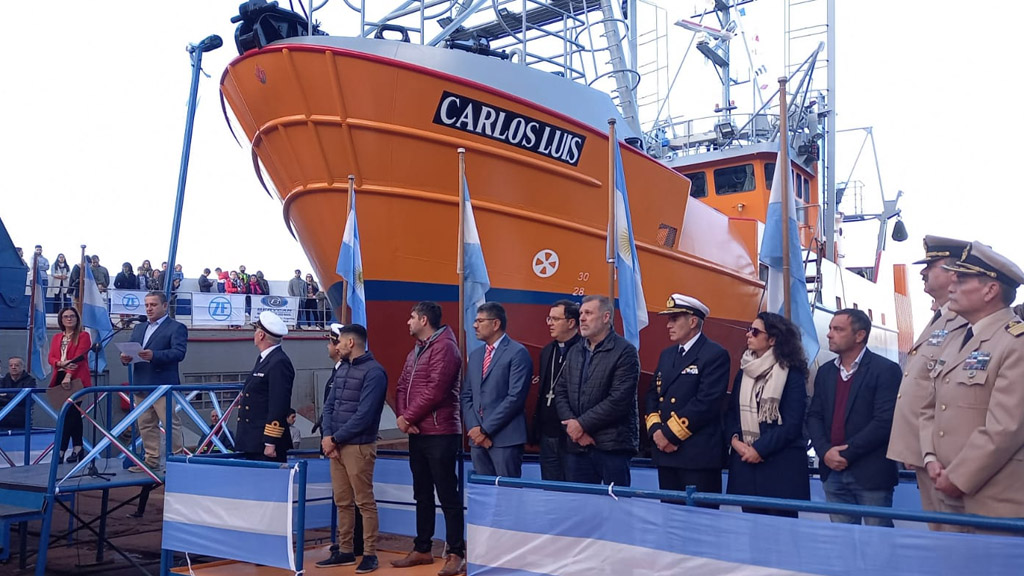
[932,487,971,533]
[134,393,184,467]
[330,443,379,555]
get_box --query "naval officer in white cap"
[644,294,731,502]
[236,311,296,462]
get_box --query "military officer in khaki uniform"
[886,236,969,522]
[920,242,1024,532]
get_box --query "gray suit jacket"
[461,335,532,448]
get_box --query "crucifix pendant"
[545,387,555,406]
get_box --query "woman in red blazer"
[48,306,92,463]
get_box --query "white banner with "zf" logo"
[191,293,247,326]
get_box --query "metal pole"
[778,77,792,320]
[26,253,39,374]
[340,175,354,324]
[457,148,467,357]
[78,245,86,315]
[607,120,617,315]
[823,0,837,260]
[164,36,222,302]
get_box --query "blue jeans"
[823,470,894,527]
[566,449,631,486]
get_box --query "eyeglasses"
[546,316,566,323]
[473,317,497,325]
[746,326,765,337]
[61,314,77,319]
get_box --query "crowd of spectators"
[16,245,328,328]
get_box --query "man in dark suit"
[462,302,533,477]
[236,311,295,462]
[532,300,581,481]
[645,294,730,500]
[806,308,901,526]
[120,291,188,472]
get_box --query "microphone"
[132,315,147,324]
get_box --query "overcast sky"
[2,1,1019,326]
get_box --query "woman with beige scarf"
[725,312,811,517]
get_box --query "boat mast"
[599,0,641,136]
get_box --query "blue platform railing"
[27,384,243,576]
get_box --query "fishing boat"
[219,0,912,395]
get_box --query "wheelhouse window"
[714,164,756,195]
[684,171,707,198]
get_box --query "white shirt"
[834,346,867,381]
[143,314,169,348]
[260,344,282,362]
[677,332,702,356]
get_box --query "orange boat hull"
[221,39,782,395]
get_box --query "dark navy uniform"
[235,346,295,461]
[645,333,730,495]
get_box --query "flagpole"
[78,245,86,316]
[26,253,39,373]
[778,77,792,320]
[457,148,467,358]
[340,175,354,325]
[607,119,616,317]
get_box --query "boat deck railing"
[342,0,623,85]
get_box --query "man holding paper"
[120,291,188,472]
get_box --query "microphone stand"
[69,318,142,481]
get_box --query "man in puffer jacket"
[555,294,640,487]
[317,324,387,573]
[392,302,466,576]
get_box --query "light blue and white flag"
[29,257,50,381]
[462,172,490,354]
[612,142,648,349]
[466,482,1024,575]
[163,461,297,571]
[761,147,819,361]
[336,188,367,329]
[82,264,113,373]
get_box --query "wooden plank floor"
[172,548,444,575]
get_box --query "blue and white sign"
[191,293,246,326]
[251,295,299,325]
[110,290,149,314]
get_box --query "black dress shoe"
[65,450,84,463]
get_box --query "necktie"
[931,309,942,325]
[960,327,974,351]
[483,344,494,377]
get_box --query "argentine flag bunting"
[336,188,367,329]
[760,147,820,361]
[29,259,50,381]
[613,142,648,349]
[462,172,490,354]
[82,263,113,373]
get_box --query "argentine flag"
[29,259,50,381]
[612,142,648,349]
[336,188,367,329]
[462,172,490,354]
[760,146,819,361]
[82,263,113,373]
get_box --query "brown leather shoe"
[437,554,466,576]
[390,550,434,568]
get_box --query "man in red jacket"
[392,301,466,576]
